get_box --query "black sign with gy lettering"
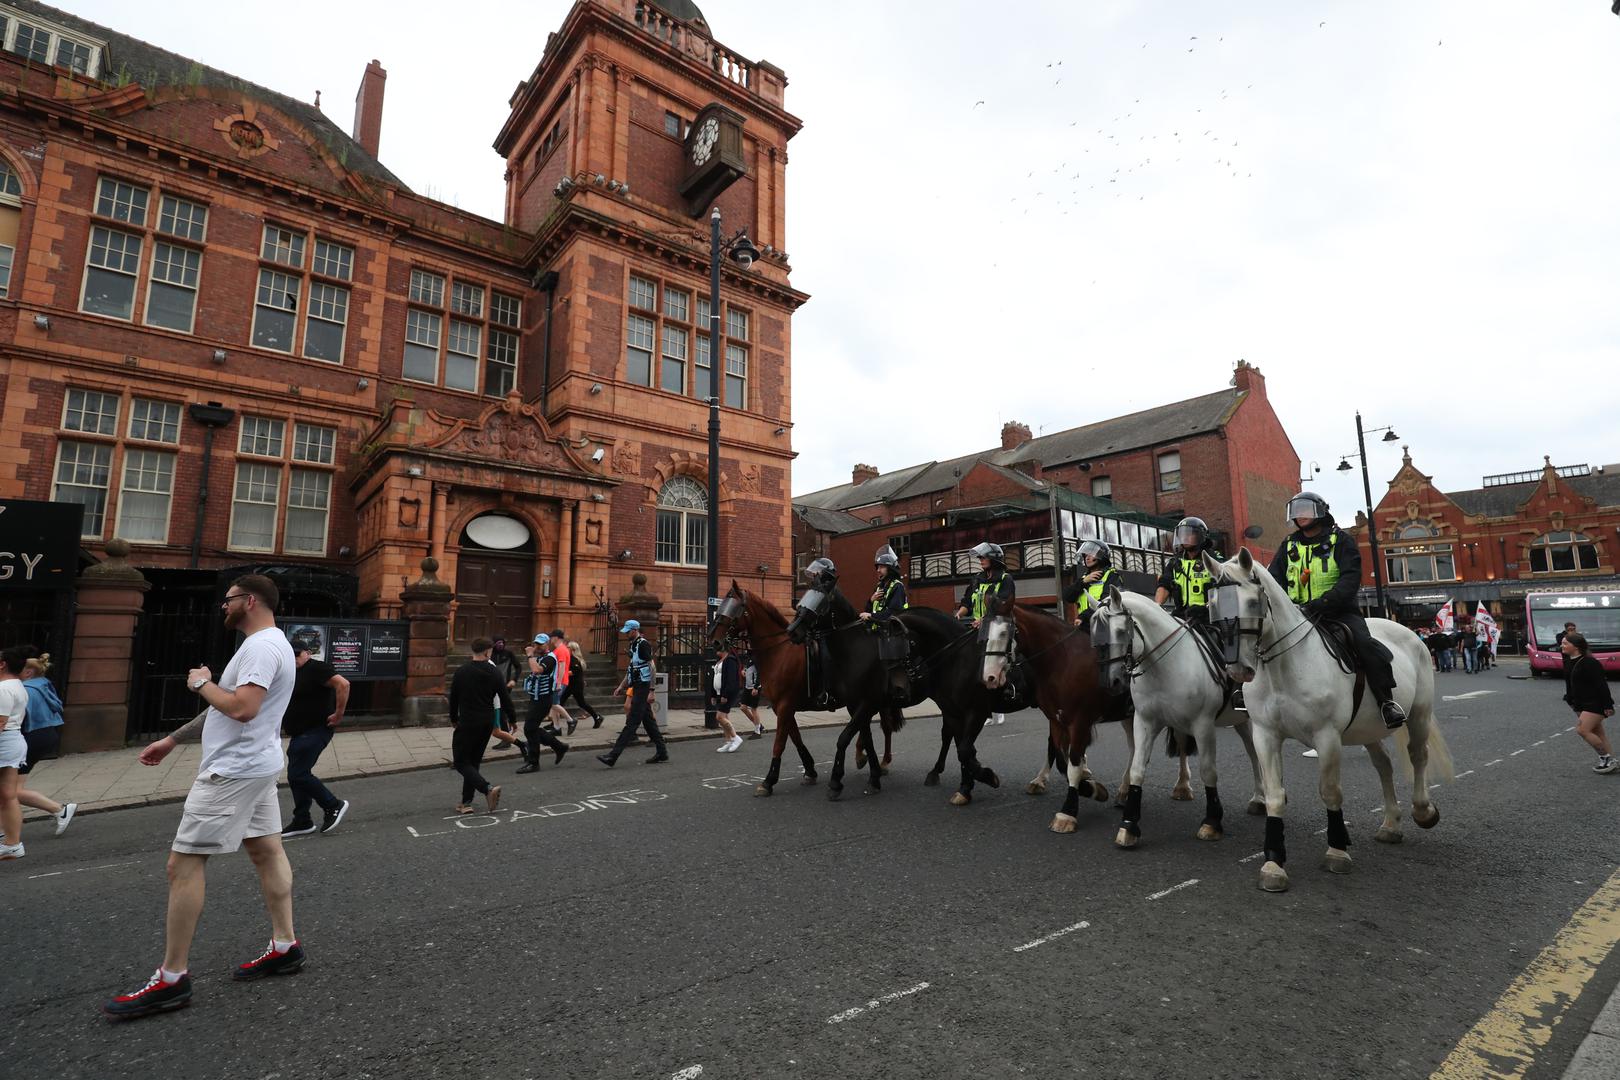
[0,499,84,590]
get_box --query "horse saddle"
[1188,621,1236,695]
[1314,618,1393,721]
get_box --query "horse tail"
[1393,711,1455,785]
[884,706,907,734]
[1164,729,1197,757]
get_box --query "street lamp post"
[1336,412,1400,619]
[703,207,759,729]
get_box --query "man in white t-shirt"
[104,574,301,1021]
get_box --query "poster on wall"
[282,620,408,680]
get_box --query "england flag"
[1475,602,1500,654]
[1435,599,1455,632]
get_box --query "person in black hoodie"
[710,642,745,753]
[1561,631,1616,774]
[448,638,514,813]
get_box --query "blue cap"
[532,633,550,645]
[620,620,640,633]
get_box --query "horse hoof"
[1322,849,1353,875]
[985,770,1002,790]
[950,792,972,807]
[1050,813,1077,834]
[754,784,773,798]
[1026,780,1047,796]
[924,772,940,787]
[1259,862,1290,892]
[1170,784,1194,802]
[1114,786,1130,805]
[1374,826,1403,844]
[1092,785,1111,805]
[801,774,818,786]
[864,785,881,797]
[1197,823,1222,841]
[827,785,843,802]
[1413,804,1440,829]
[1246,801,1267,817]
[1114,827,1139,849]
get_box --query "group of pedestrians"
[1419,624,1493,674]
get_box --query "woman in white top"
[711,642,745,753]
[0,645,35,859]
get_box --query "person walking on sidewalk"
[598,620,668,767]
[488,637,523,751]
[0,645,33,861]
[279,640,351,838]
[103,574,302,1020]
[739,648,765,739]
[1562,631,1617,774]
[711,642,745,753]
[559,640,606,729]
[15,653,76,839]
[448,638,513,813]
[517,635,569,775]
[549,630,579,735]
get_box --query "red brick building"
[1351,451,1620,647]
[0,0,803,742]
[794,361,1300,612]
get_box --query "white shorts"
[173,773,281,855]
[0,728,26,770]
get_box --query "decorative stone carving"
[612,441,640,477]
[737,463,761,495]
[585,519,603,547]
[212,102,280,160]
[424,391,593,474]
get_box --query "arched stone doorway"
[454,512,536,645]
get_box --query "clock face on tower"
[690,117,720,167]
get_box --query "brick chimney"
[1232,359,1266,399]
[1001,420,1032,450]
[352,60,387,159]
[852,463,879,485]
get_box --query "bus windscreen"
[1528,596,1620,650]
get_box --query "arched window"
[655,476,708,566]
[1529,531,1599,574]
[1385,521,1455,584]
[0,158,21,300]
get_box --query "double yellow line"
[1434,867,1620,1078]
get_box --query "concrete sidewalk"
[18,705,929,819]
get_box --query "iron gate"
[657,624,710,706]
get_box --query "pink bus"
[1526,589,1620,676]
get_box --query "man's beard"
[224,606,246,631]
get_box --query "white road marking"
[1533,740,1546,747]
[1000,732,1024,738]
[826,981,931,1024]
[1484,759,1503,767]
[672,1067,704,1080]
[1012,921,1089,952]
[26,871,63,879]
[1456,770,1475,778]
[1551,731,1564,738]
[1148,878,1200,901]
[1510,749,1526,756]
[26,860,139,882]
[1238,851,1266,863]
[406,790,667,837]
[1442,691,1498,701]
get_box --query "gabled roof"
[794,386,1245,506]
[793,504,872,535]
[11,0,403,188]
[1447,467,1620,519]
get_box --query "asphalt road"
[5,666,1617,1080]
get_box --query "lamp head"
[1381,430,1400,442]
[1336,459,1353,472]
[730,233,760,270]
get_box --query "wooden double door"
[454,551,536,647]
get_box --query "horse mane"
[743,588,790,629]
[1118,589,1177,629]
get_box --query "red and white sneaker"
[103,969,192,1020]
[232,941,306,981]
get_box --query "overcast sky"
[80,0,1620,519]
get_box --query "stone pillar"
[615,572,663,680]
[400,557,453,727]
[62,540,149,753]
[558,501,575,608]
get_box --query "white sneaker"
[993,714,1006,725]
[1302,748,1320,759]
[55,803,77,836]
[1594,756,1618,775]
[0,842,23,860]
[716,739,732,753]
[724,735,744,753]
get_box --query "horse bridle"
[1096,605,1191,680]
[1210,578,1316,666]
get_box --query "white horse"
[1090,586,1266,849]
[1204,549,1453,893]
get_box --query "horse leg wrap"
[764,757,782,787]
[1061,787,1081,817]
[1326,808,1350,851]
[1264,815,1287,866]
[1122,784,1144,825]
[1203,786,1223,828]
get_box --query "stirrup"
[1379,699,1406,729]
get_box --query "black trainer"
[103,970,192,1020]
[1380,700,1407,729]
[281,818,317,839]
[516,762,539,774]
[318,801,350,835]
[597,753,617,768]
[554,744,570,765]
[567,718,578,736]
[232,942,306,981]
[645,752,670,764]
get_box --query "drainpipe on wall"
[536,270,560,415]
[187,401,236,569]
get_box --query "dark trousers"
[452,721,494,805]
[287,726,341,819]
[559,677,602,719]
[606,683,664,761]
[524,698,567,764]
[1335,612,1396,694]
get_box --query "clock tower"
[494,0,807,636]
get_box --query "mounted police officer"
[955,542,1014,627]
[1066,539,1119,625]
[860,545,910,700]
[1155,516,1221,624]
[1267,491,1406,729]
[794,557,841,706]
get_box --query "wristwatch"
[191,678,208,692]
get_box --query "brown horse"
[708,582,822,796]
[979,602,1123,828]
